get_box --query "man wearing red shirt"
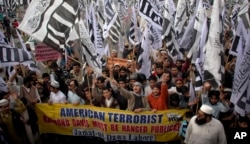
[148,73,169,111]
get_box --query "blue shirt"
[67,91,85,104]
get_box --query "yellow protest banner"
[35,104,188,142]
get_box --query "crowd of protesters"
[0,41,249,144]
[0,16,249,144]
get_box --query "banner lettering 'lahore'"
[35,104,188,142]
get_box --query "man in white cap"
[185,104,227,144]
[48,80,66,104]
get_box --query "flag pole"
[131,44,136,73]
[62,53,111,81]
[163,39,167,72]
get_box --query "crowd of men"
[0,9,250,143]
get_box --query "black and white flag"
[109,17,121,43]
[117,0,128,21]
[3,0,18,11]
[149,23,162,50]
[138,26,151,78]
[230,17,248,56]
[187,0,206,63]
[174,0,189,37]
[18,0,79,52]
[129,5,141,45]
[87,5,105,54]
[0,45,33,67]
[21,0,32,6]
[237,0,250,29]
[79,19,102,74]
[103,0,117,39]
[230,29,250,116]
[162,0,175,40]
[138,0,163,30]
[203,0,225,89]
[162,0,181,58]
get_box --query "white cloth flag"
[174,0,189,36]
[0,45,33,67]
[203,0,225,88]
[187,0,206,62]
[138,0,163,30]
[88,5,105,56]
[179,15,196,51]
[230,17,248,56]
[103,0,118,39]
[162,0,175,39]
[16,29,33,59]
[231,31,250,116]
[79,19,102,74]
[149,23,162,50]
[129,5,140,45]
[109,17,121,43]
[237,0,250,29]
[117,0,128,21]
[138,26,151,79]
[18,0,79,51]
[195,17,208,80]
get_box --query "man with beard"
[185,105,227,144]
[168,77,184,95]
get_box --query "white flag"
[18,0,79,51]
[203,0,225,88]
[79,19,102,74]
[138,0,163,30]
[174,0,189,36]
[231,29,250,116]
[88,5,105,56]
[103,0,118,39]
[138,26,151,78]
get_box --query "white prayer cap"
[224,88,232,92]
[133,82,143,90]
[200,105,214,115]
[0,99,9,107]
[160,50,167,54]
[50,80,60,88]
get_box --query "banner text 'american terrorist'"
[36,104,188,142]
